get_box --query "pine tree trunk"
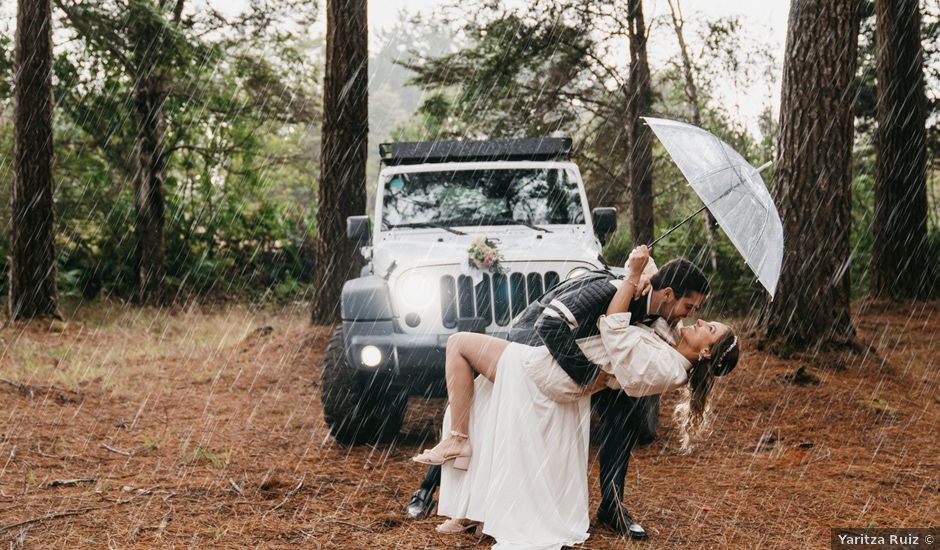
[132,74,168,305]
[9,0,60,320]
[760,0,861,352]
[311,0,368,324]
[626,0,654,247]
[871,0,931,297]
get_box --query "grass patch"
[189,444,231,468]
[139,434,161,450]
[0,301,307,395]
[856,398,899,417]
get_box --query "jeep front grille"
[440,271,560,328]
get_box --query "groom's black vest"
[507,270,655,385]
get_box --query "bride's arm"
[606,245,650,315]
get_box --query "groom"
[405,254,710,540]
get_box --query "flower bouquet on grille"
[461,235,505,284]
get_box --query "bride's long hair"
[673,330,739,452]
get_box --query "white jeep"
[320,137,618,445]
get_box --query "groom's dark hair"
[650,258,709,298]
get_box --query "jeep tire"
[321,328,407,446]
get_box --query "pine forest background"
[0,0,937,316]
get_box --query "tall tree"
[57,0,189,304]
[9,0,60,320]
[129,2,175,305]
[310,0,368,323]
[871,0,931,297]
[666,0,718,271]
[625,0,654,247]
[761,0,861,351]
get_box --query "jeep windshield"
[381,167,585,230]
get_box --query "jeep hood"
[369,227,604,274]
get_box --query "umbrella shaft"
[648,203,709,248]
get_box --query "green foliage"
[0,0,320,304]
[0,28,15,300]
[2,0,936,308]
[402,3,597,139]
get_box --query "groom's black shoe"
[405,488,436,519]
[596,504,648,540]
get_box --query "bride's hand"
[625,245,650,279]
[636,274,652,298]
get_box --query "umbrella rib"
[718,140,747,188]
[686,164,738,187]
[748,204,774,284]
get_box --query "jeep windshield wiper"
[388,221,467,235]
[490,217,552,233]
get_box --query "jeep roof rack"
[379,137,572,166]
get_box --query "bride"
[412,246,739,549]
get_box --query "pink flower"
[483,254,495,268]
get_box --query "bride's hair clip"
[711,335,738,377]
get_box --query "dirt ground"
[0,299,938,549]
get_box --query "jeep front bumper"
[342,320,517,392]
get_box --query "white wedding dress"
[437,312,689,549]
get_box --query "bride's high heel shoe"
[436,518,483,535]
[411,430,472,470]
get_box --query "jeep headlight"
[360,345,383,368]
[566,267,590,280]
[397,272,434,310]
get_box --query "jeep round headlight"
[360,345,383,368]
[397,272,434,310]
[566,267,590,280]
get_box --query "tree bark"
[311,0,368,324]
[872,0,931,297]
[625,0,654,247]
[760,0,861,352]
[132,74,168,305]
[667,0,718,272]
[9,0,60,320]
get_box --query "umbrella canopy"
[643,117,783,298]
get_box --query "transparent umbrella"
[643,117,783,298]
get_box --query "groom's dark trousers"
[410,270,659,533]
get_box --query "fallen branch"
[156,513,171,535]
[2,445,16,473]
[47,478,96,488]
[121,485,155,495]
[0,378,81,398]
[131,512,173,538]
[263,475,305,517]
[0,496,137,533]
[33,447,61,459]
[101,444,132,457]
[324,519,374,532]
[228,478,245,497]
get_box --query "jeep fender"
[341,275,394,321]
[340,276,396,369]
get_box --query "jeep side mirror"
[592,207,617,245]
[347,216,371,247]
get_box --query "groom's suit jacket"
[507,269,669,441]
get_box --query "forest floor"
[0,299,937,549]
